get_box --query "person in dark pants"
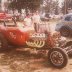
[32,11,41,32]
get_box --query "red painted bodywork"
[0,19,55,48]
[0,23,33,46]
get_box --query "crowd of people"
[23,11,41,32]
[17,11,50,33]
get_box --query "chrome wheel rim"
[50,51,64,66]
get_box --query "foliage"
[43,0,59,14]
[8,0,43,12]
[54,0,59,15]
[62,0,72,14]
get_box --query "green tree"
[43,0,59,14]
[62,0,72,14]
[8,0,43,13]
[54,0,59,15]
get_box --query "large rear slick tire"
[48,48,68,68]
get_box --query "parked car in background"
[55,13,72,37]
[40,13,51,21]
[0,12,12,21]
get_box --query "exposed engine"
[26,33,47,48]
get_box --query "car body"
[0,18,35,46]
[55,13,72,37]
[0,18,55,47]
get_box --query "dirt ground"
[0,20,72,72]
[0,48,72,72]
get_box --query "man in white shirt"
[32,11,41,32]
[24,14,32,27]
[23,14,34,31]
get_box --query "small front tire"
[48,48,68,68]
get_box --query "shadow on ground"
[0,48,54,72]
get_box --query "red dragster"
[0,18,68,68]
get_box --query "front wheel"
[48,48,68,68]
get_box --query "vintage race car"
[0,18,69,68]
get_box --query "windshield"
[4,18,16,27]
[3,18,25,27]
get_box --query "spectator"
[32,11,41,32]
[23,13,34,32]
[24,13,32,27]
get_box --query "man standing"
[32,11,41,32]
[23,13,34,32]
[24,13,32,27]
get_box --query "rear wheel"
[48,48,68,68]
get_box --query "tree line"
[8,0,72,14]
